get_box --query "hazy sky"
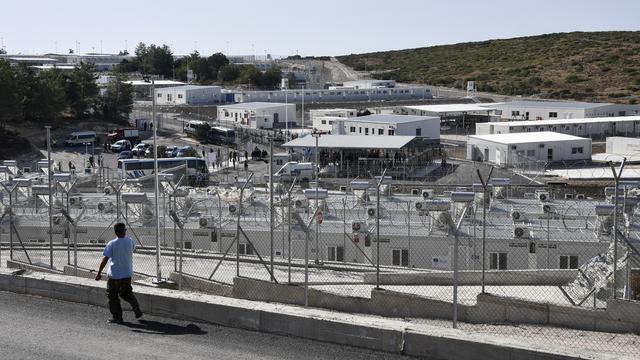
[2,0,639,56]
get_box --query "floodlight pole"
[476,167,493,294]
[151,78,163,284]
[46,126,54,269]
[269,138,274,281]
[609,159,625,299]
[313,131,321,264]
[375,168,388,290]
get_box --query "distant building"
[467,132,592,166]
[232,87,431,104]
[592,137,640,163]
[125,80,186,99]
[335,79,396,89]
[332,114,440,139]
[490,100,640,120]
[399,103,498,128]
[311,109,357,132]
[154,85,222,105]
[475,116,640,140]
[217,102,297,129]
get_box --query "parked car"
[176,146,195,157]
[165,146,178,157]
[132,143,151,156]
[110,139,132,152]
[118,150,133,160]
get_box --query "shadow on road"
[123,319,208,336]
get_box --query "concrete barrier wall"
[0,268,604,360]
[364,269,578,286]
[169,272,233,297]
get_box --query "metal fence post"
[46,126,53,270]
[609,160,625,299]
[477,167,493,294]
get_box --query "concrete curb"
[0,268,628,360]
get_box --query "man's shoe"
[107,317,123,324]
[134,308,143,319]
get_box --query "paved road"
[0,291,410,360]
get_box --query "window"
[350,126,356,133]
[388,129,395,136]
[359,127,362,134]
[415,128,422,136]
[239,243,254,255]
[619,111,626,116]
[511,145,517,150]
[511,111,520,117]
[378,129,384,135]
[571,147,584,154]
[321,120,327,125]
[157,93,162,98]
[559,255,579,269]
[392,249,409,267]
[327,246,344,262]
[549,112,558,118]
[527,149,535,157]
[365,128,369,135]
[184,241,192,249]
[489,252,507,270]
[177,94,183,99]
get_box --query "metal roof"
[404,104,495,113]
[125,80,185,86]
[156,85,221,91]
[494,100,613,110]
[220,102,293,110]
[283,135,416,150]
[487,115,640,128]
[469,131,589,145]
[349,114,438,124]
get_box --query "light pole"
[144,76,164,284]
[312,130,322,264]
[46,126,53,269]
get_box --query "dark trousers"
[107,277,140,320]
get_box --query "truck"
[107,128,140,144]
[274,162,314,181]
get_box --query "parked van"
[64,131,97,146]
[274,162,314,181]
[185,120,208,137]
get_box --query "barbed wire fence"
[1,160,639,356]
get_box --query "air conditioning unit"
[564,194,574,200]
[69,195,83,207]
[514,226,530,239]
[421,189,434,200]
[352,221,367,233]
[511,210,526,222]
[229,204,238,214]
[104,187,112,195]
[366,207,379,218]
[294,198,308,208]
[541,203,554,214]
[97,202,114,213]
[536,191,550,202]
[415,201,426,211]
[52,215,63,225]
[199,217,216,229]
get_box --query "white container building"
[467,132,592,166]
[334,114,440,138]
[311,109,357,132]
[490,101,640,121]
[217,102,297,129]
[154,85,222,105]
[476,116,640,140]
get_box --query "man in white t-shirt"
[95,223,143,324]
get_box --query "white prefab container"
[217,102,297,129]
[154,85,222,105]
[467,132,592,166]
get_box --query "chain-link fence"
[2,162,639,357]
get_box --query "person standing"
[95,223,143,324]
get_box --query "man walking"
[95,223,143,324]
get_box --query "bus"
[207,126,236,145]
[117,157,208,181]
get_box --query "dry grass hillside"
[338,31,640,103]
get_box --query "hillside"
[337,31,640,103]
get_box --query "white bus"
[117,157,208,180]
[185,120,208,137]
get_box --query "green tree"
[218,64,241,82]
[0,60,21,126]
[100,73,134,123]
[136,42,174,78]
[16,66,66,121]
[65,62,99,118]
[260,66,282,90]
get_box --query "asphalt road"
[0,291,411,360]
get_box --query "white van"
[185,120,208,136]
[274,162,314,181]
[64,131,97,146]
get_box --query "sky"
[2,0,639,57]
